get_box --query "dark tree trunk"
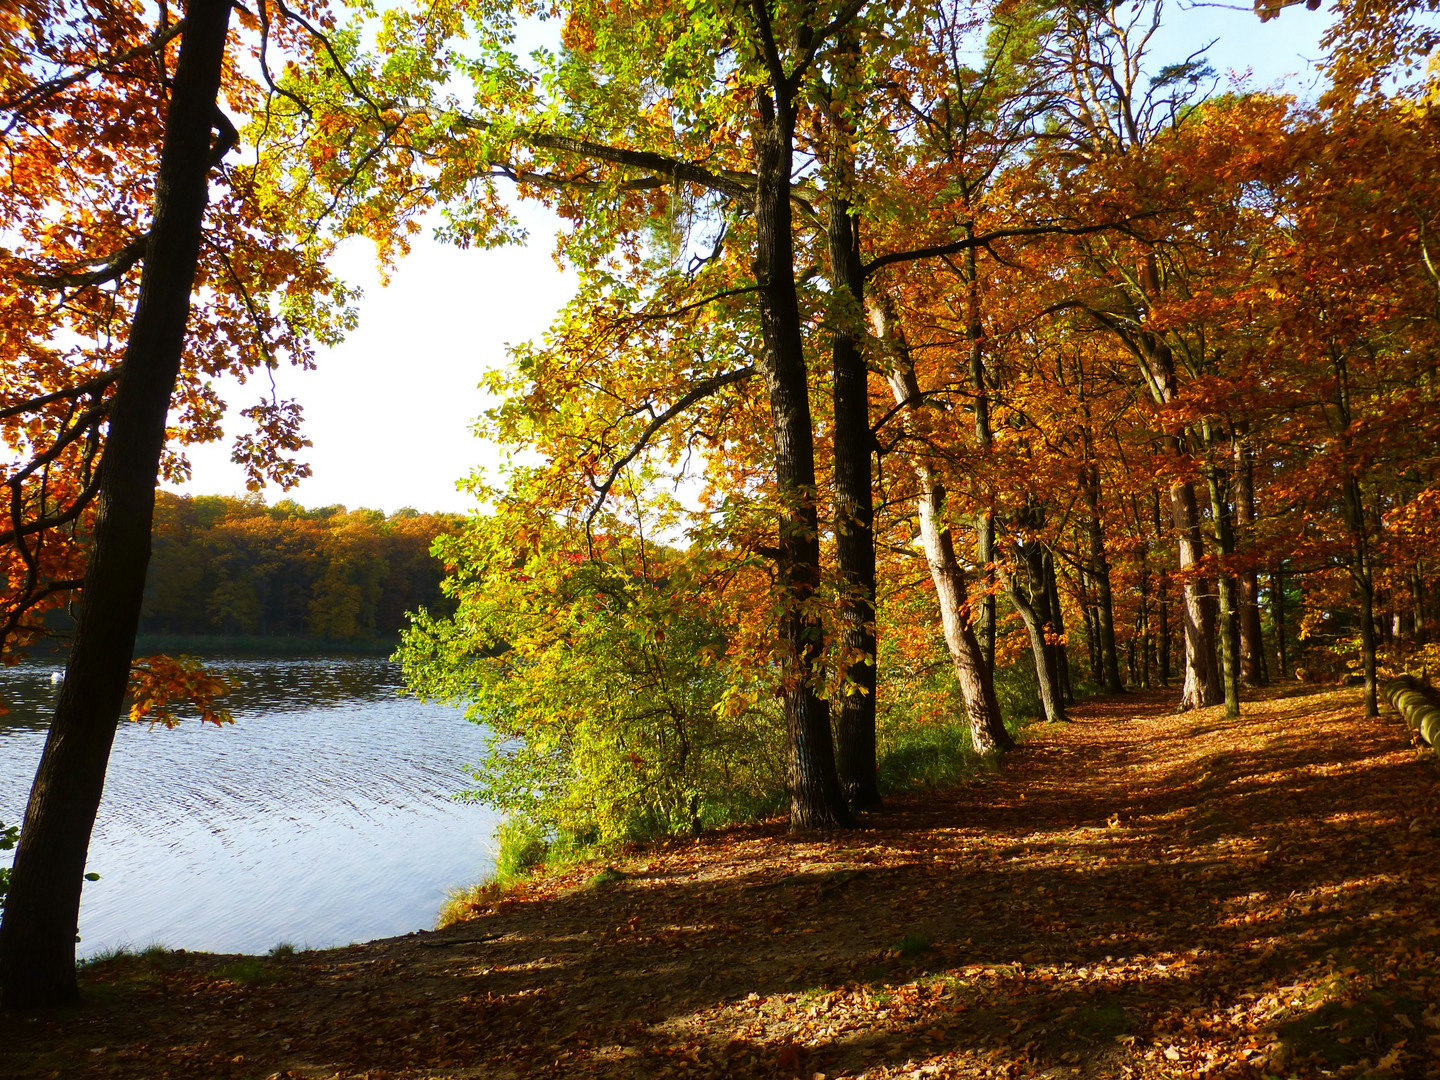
[1084,462,1123,693]
[1272,563,1289,680]
[965,240,997,674]
[1343,477,1378,718]
[0,0,235,1010]
[976,514,996,672]
[752,87,851,829]
[1413,564,1427,647]
[1045,551,1073,704]
[827,190,879,810]
[1152,490,1171,688]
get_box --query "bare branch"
[584,366,757,543]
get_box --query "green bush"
[399,510,785,845]
[0,820,17,908]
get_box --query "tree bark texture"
[869,293,1011,754]
[0,0,235,1010]
[751,87,851,829]
[1170,481,1223,710]
[827,188,879,809]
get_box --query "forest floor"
[4,685,1439,1080]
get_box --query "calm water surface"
[0,656,497,957]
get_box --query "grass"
[79,942,171,967]
[897,932,932,958]
[437,817,612,928]
[211,958,281,985]
[586,866,630,889]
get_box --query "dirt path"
[5,687,1438,1080]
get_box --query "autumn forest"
[2,0,1440,1076]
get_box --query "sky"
[166,3,1334,517]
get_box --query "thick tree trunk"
[752,91,851,829]
[870,294,1010,754]
[0,0,235,1010]
[827,192,878,810]
[1171,481,1223,710]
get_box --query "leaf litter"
[3,685,1438,1079]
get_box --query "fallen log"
[1381,675,1440,749]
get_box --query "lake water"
[0,656,498,957]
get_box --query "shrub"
[398,512,784,844]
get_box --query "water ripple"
[0,656,497,956]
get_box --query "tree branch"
[584,366,757,543]
[0,20,187,128]
[863,216,1156,277]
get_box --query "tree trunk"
[1205,465,1241,718]
[1343,476,1378,718]
[0,0,235,1010]
[1045,551,1074,704]
[1272,563,1289,680]
[870,293,1011,754]
[1413,564,1427,647]
[1084,463,1123,692]
[1232,432,1267,686]
[965,240,997,674]
[1171,480,1223,710]
[826,196,878,808]
[1006,560,1067,724]
[752,88,851,829]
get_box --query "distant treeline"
[139,494,460,645]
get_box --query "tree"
[0,0,351,1008]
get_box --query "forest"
[138,493,457,645]
[0,0,1438,1071]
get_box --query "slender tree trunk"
[826,182,878,810]
[1045,551,1074,704]
[0,0,235,1009]
[976,515,996,671]
[752,88,851,829]
[965,239,997,674]
[1206,465,1241,718]
[1171,480,1223,710]
[1232,431,1266,686]
[1006,561,1067,723]
[1272,563,1289,680]
[1084,462,1123,692]
[1343,476,1378,718]
[1152,490,1171,688]
[870,293,1011,754]
[1413,563,1427,647]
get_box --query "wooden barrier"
[1381,675,1440,749]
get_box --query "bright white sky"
[167,3,1332,516]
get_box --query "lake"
[0,655,498,957]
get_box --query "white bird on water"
[49,670,63,685]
